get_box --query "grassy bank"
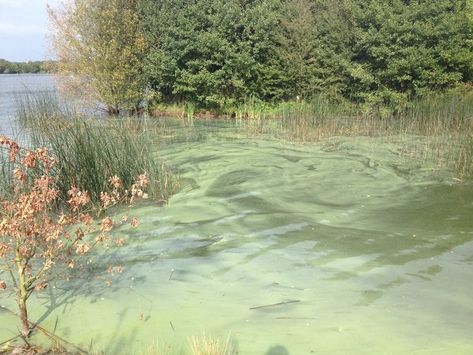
[8,89,473,200]
[149,89,473,123]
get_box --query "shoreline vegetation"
[140,89,473,181]
[4,93,178,206]
[13,88,473,182]
[43,0,473,182]
[0,59,56,74]
[0,328,235,355]
[47,0,473,116]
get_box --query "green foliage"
[278,0,319,99]
[141,0,287,107]
[49,0,148,114]
[342,0,473,106]
[0,59,53,74]
[53,0,473,110]
[13,94,177,205]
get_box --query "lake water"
[1,75,473,354]
[0,74,56,137]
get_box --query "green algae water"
[1,120,473,354]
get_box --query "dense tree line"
[50,0,473,113]
[0,59,52,74]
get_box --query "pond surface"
[0,76,473,354]
[0,74,55,137]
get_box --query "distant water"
[0,74,55,137]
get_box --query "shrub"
[0,136,148,338]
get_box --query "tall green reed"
[236,91,473,179]
[194,91,473,180]
[10,94,177,205]
[0,148,14,198]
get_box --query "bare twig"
[250,299,301,310]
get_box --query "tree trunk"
[17,259,30,337]
[18,295,30,337]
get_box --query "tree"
[279,0,319,99]
[48,0,148,114]
[338,0,473,106]
[0,59,44,74]
[240,0,288,102]
[468,0,473,84]
[142,0,246,107]
[0,136,147,337]
[49,0,473,110]
[141,0,287,108]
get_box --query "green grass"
[7,94,178,206]
[0,149,14,198]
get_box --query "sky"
[0,0,61,62]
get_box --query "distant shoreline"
[0,59,56,74]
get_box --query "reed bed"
[149,91,473,179]
[14,91,65,128]
[7,94,177,206]
[143,335,235,355]
[264,92,473,179]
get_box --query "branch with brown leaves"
[0,135,148,337]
